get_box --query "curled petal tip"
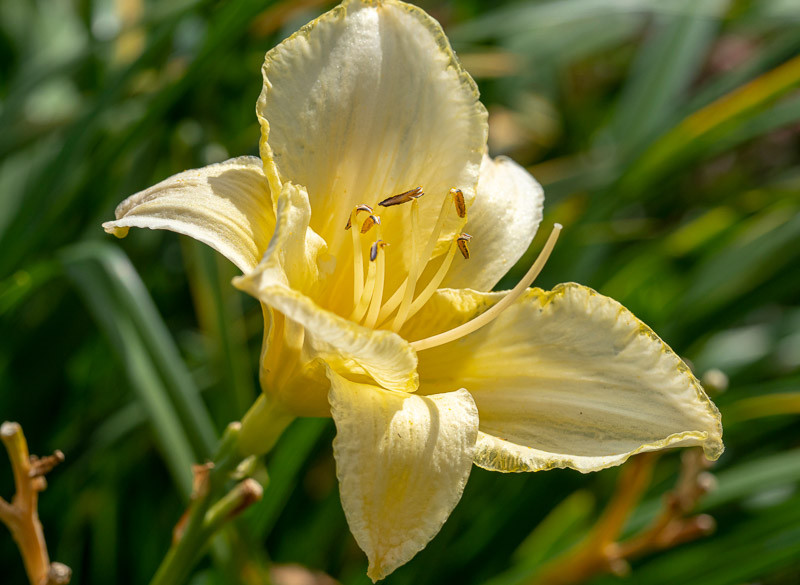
[102,222,130,239]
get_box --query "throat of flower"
[345,188,465,331]
[384,191,465,331]
[410,224,562,352]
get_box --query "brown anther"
[456,233,472,259]
[344,204,373,230]
[378,186,424,207]
[450,188,466,218]
[360,214,381,234]
[370,240,389,262]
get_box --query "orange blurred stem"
[531,449,716,585]
[532,453,658,585]
[0,421,71,585]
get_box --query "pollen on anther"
[378,186,424,207]
[361,214,381,234]
[344,204,373,230]
[456,233,472,259]
[450,188,466,219]
[370,240,389,261]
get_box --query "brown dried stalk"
[0,421,71,585]
[531,449,717,585]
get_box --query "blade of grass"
[622,53,800,192]
[61,242,217,477]
[182,240,256,422]
[609,0,727,153]
[62,245,195,497]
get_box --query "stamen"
[390,198,422,330]
[361,214,381,234]
[390,190,465,331]
[369,239,388,261]
[378,186,424,207]
[456,233,472,259]
[400,233,463,326]
[364,240,389,329]
[410,224,562,351]
[345,204,373,230]
[376,279,405,324]
[350,253,377,323]
[451,188,466,219]
[347,205,373,310]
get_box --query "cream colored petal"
[103,156,274,273]
[441,154,544,291]
[328,370,478,581]
[408,284,723,473]
[234,182,418,416]
[257,0,487,294]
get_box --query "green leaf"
[61,242,218,496]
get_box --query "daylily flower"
[104,0,723,580]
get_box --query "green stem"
[148,422,247,585]
[149,502,214,585]
[239,394,295,457]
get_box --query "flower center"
[343,187,561,351]
[344,187,467,331]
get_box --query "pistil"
[410,224,562,351]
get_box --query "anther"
[370,240,388,262]
[361,214,381,234]
[384,188,468,332]
[348,204,374,312]
[378,186,424,207]
[450,188,466,219]
[345,204,373,230]
[456,233,472,259]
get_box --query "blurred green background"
[1,0,799,584]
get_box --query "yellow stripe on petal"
[103,156,274,273]
[327,369,478,582]
[408,284,723,473]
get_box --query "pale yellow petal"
[407,284,723,473]
[441,154,544,291]
[234,182,418,415]
[328,370,478,581]
[103,156,274,273]
[256,0,487,295]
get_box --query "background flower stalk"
[0,422,71,585]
